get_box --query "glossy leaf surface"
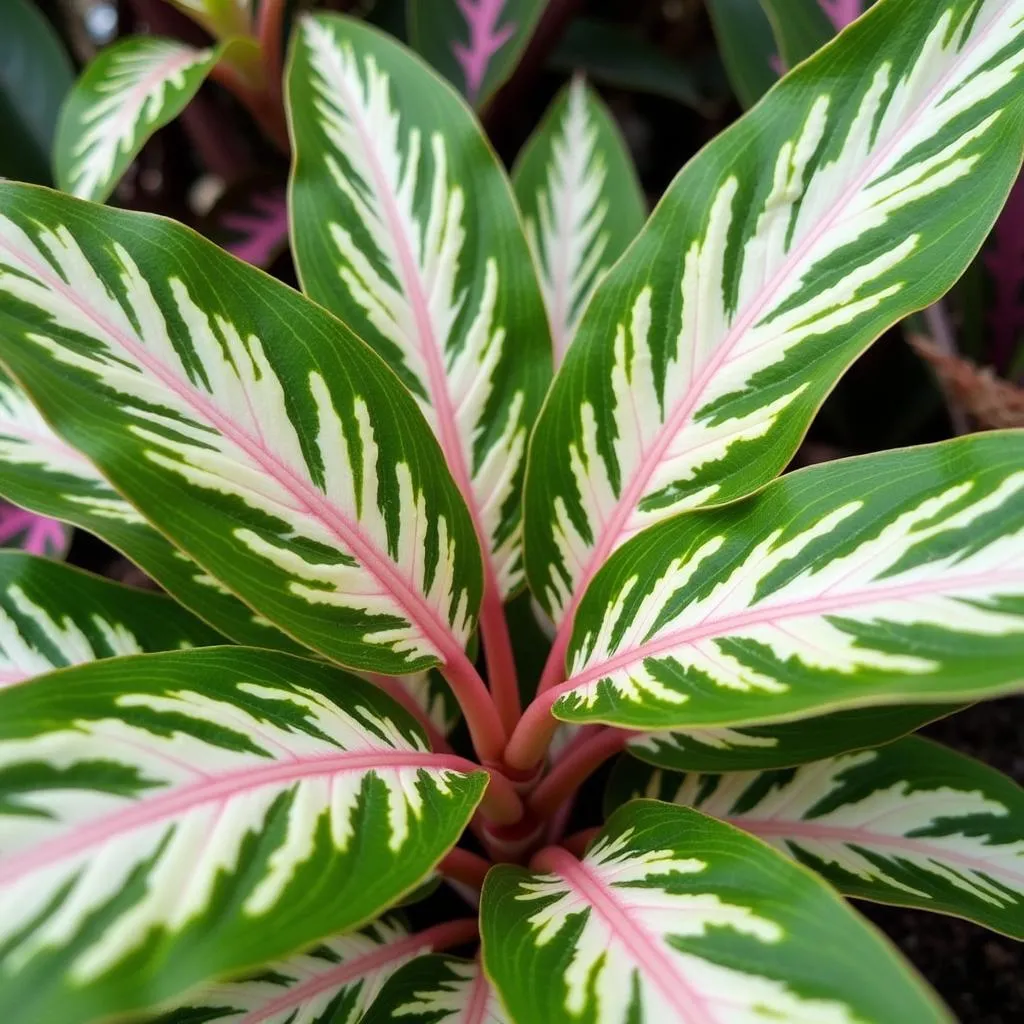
[408,0,545,106]
[289,14,550,603]
[0,648,486,1024]
[482,800,947,1022]
[608,737,1024,936]
[363,954,510,1023]
[54,37,221,203]
[0,365,299,651]
[524,0,1024,633]
[557,435,1024,730]
[0,552,221,687]
[512,76,645,365]
[0,184,484,678]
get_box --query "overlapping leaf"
[0,648,486,1024]
[0,184,485,683]
[288,14,551,605]
[555,435,1024,730]
[408,0,545,106]
[482,800,947,1022]
[608,737,1024,936]
[704,0,779,107]
[0,552,220,686]
[363,954,510,1023]
[157,916,436,1024]
[0,503,68,557]
[168,0,251,39]
[0,366,298,650]
[54,36,221,203]
[625,703,955,773]
[512,76,645,365]
[523,0,1024,643]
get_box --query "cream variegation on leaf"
[54,37,222,203]
[0,649,486,1024]
[0,187,487,698]
[288,15,551,604]
[482,801,947,1023]
[512,76,645,364]
[555,435,1024,731]
[523,0,1024,661]
[608,737,1024,937]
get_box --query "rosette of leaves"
[0,2,1022,1022]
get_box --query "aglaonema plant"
[0,1,1022,1022]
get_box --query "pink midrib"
[324,54,506,606]
[551,4,1010,637]
[0,236,468,669]
[542,847,717,1023]
[730,814,1024,885]
[454,0,515,100]
[238,931,427,1024]
[462,962,493,1024]
[0,748,471,886]
[563,567,1024,693]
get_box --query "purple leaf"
[217,185,289,269]
[452,0,517,103]
[819,0,863,30]
[0,503,70,557]
[985,174,1024,375]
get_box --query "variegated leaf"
[0,502,68,557]
[512,76,645,365]
[0,366,300,651]
[156,916,453,1024]
[362,954,510,1024]
[0,647,487,1024]
[607,737,1024,937]
[626,703,956,773]
[0,186,486,693]
[0,551,221,686]
[523,0,1024,650]
[288,14,551,606]
[408,0,545,107]
[556,434,1024,730]
[54,37,221,203]
[482,800,947,1023]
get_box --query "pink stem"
[560,827,599,858]
[479,586,521,732]
[365,672,453,755]
[504,688,560,772]
[528,728,626,820]
[439,847,493,890]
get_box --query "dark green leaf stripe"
[557,434,1024,730]
[0,367,298,651]
[482,801,948,1022]
[0,551,222,684]
[54,36,222,203]
[625,703,957,772]
[607,737,1024,937]
[512,76,645,365]
[523,0,1024,639]
[0,183,484,677]
[0,648,486,1024]
[288,14,551,601]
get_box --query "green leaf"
[512,76,645,365]
[0,647,486,1024]
[0,551,222,686]
[607,737,1024,937]
[557,434,1024,730]
[705,0,779,108]
[625,704,957,773]
[523,0,1024,640]
[362,954,511,1023]
[407,0,546,107]
[0,0,74,185]
[0,367,300,652]
[54,37,222,203]
[0,183,485,684]
[481,800,948,1023]
[761,0,837,71]
[156,915,431,1024]
[167,0,251,39]
[288,14,551,611]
